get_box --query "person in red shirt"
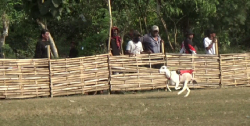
[183,29,196,54]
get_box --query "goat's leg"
[166,84,171,92]
[184,86,190,97]
[178,80,188,95]
[175,81,181,90]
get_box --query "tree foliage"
[0,0,250,58]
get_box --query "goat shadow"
[131,96,174,100]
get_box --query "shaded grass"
[0,88,249,126]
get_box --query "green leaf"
[38,0,51,15]
[50,8,59,17]
[52,0,62,8]
[66,7,71,13]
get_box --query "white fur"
[159,66,195,97]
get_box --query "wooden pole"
[107,55,112,95]
[47,45,50,59]
[161,41,165,54]
[107,0,112,54]
[219,54,222,88]
[215,38,219,55]
[47,45,53,98]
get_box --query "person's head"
[70,41,77,48]
[185,29,194,39]
[206,29,216,38]
[111,26,119,37]
[41,29,50,41]
[132,30,141,43]
[151,25,159,37]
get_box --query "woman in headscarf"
[107,26,122,56]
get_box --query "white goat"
[159,66,197,97]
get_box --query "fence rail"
[0,53,249,99]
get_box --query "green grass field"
[0,88,249,126]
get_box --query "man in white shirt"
[126,30,148,56]
[204,29,217,55]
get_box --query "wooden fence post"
[215,38,219,55]
[107,0,112,54]
[47,45,53,98]
[161,41,165,54]
[107,54,112,95]
[219,54,222,88]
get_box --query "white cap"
[152,25,159,32]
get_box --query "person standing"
[126,30,148,56]
[107,26,122,56]
[141,25,164,54]
[204,29,216,55]
[34,29,51,58]
[183,29,196,54]
[68,41,78,58]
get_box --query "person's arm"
[205,38,215,51]
[139,42,149,54]
[125,41,134,56]
[186,40,196,54]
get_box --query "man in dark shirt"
[69,42,78,58]
[34,29,51,58]
[141,25,164,54]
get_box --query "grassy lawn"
[0,88,249,126]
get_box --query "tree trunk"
[36,19,59,58]
[0,13,9,58]
[154,1,174,51]
[139,17,143,34]
[120,34,124,55]
[159,17,174,51]
[107,0,112,54]
[143,17,148,33]
[174,25,177,50]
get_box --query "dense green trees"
[0,0,250,58]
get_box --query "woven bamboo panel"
[165,53,220,88]
[50,54,109,96]
[109,53,168,91]
[0,59,50,99]
[220,53,250,86]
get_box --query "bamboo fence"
[165,53,220,88]
[0,59,50,99]
[50,54,109,97]
[0,53,249,99]
[109,53,167,91]
[220,53,250,87]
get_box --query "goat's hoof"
[184,95,189,97]
[177,92,181,95]
[175,87,181,90]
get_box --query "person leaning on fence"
[183,29,197,54]
[179,41,185,53]
[141,25,165,69]
[204,29,216,55]
[34,29,51,58]
[125,30,150,57]
[141,25,164,54]
[107,26,122,56]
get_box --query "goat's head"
[159,66,171,76]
